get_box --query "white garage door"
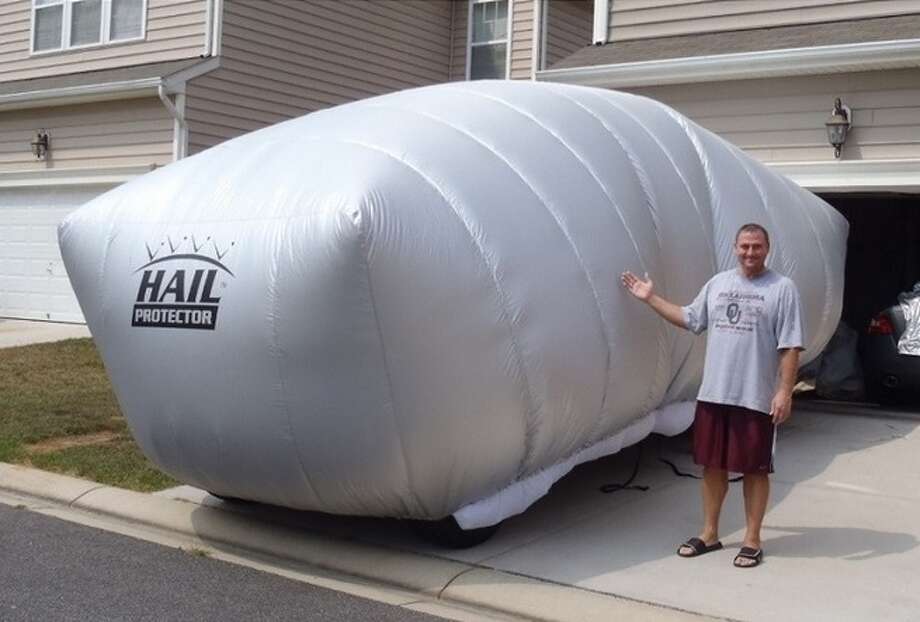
[0,185,113,323]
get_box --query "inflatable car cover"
[59,81,848,529]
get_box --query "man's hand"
[770,390,793,425]
[771,348,800,425]
[621,271,654,301]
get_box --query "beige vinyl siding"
[544,0,591,67]
[0,0,207,83]
[185,0,453,155]
[509,0,535,80]
[450,0,468,81]
[609,0,920,42]
[628,68,920,163]
[0,97,173,172]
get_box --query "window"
[32,0,145,53]
[468,0,509,80]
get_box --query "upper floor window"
[468,0,509,80]
[32,0,146,54]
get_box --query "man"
[621,223,803,568]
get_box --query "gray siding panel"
[0,98,173,172]
[186,0,453,155]
[629,68,920,163]
[609,0,920,42]
[544,0,591,67]
[510,0,536,80]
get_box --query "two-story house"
[6,0,916,334]
[539,0,920,333]
[0,0,592,323]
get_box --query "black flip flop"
[733,546,764,568]
[677,537,723,557]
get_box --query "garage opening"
[824,195,920,332]
[814,194,920,406]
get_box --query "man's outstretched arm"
[620,271,687,329]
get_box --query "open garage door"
[0,185,113,323]
[824,195,920,333]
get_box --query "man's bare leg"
[679,466,728,555]
[738,473,770,566]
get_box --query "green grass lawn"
[0,338,178,492]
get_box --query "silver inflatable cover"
[59,81,848,528]
[898,284,920,356]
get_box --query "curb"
[0,463,716,622]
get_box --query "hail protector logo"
[131,235,235,330]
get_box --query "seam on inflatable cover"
[609,93,717,275]
[657,109,719,274]
[333,137,534,512]
[266,229,324,508]
[597,94,717,400]
[440,87,646,440]
[353,194,423,517]
[538,86,667,422]
[802,184,839,350]
[780,176,834,355]
[365,100,613,478]
[548,87,668,419]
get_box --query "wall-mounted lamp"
[824,98,851,159]
[31,130,50,160]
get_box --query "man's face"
[734,230,769,276]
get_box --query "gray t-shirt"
[682,268,805,415]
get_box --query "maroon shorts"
[692,401,775,474]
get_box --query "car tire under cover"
[409,516,500,548]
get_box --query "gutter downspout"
[212,0,224,56]
[530,0,543,80]
[593,0,610,45]
[448,0,455,81]
[204,0,213,57]
[158,84,187,161]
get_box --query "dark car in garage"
[861,299,920,405]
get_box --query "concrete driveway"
[160,405,920,621]
[0,318,89,348]
[6,318,917,619]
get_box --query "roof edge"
[769,158,920,193]
[536,38,920,88]
[0,164,156,188]
[0,57,219,111]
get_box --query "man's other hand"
[770,391,793,425]
[621,271,654,302]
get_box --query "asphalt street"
[0,503,444,622]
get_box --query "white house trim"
[769,159,920,194]
[0,58,219,113]
[211,0,224,57]
[0,165,156,188]
[0,77,161,111]
[592,0,609,45]
[530,0,541,80]
[162,57,220,90]
[536,38,920,87]
[159,84,187,161]
[505,0,513,80]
